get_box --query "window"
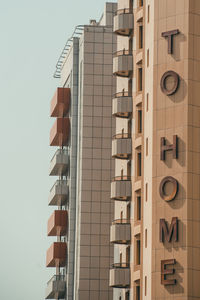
[146,138,148,156]
[136,237,141,265]
[120,252,122,264]
[136,196,141,220]
[138,109,142,133]
[126,246,130,263]
[145,229,147,248]
[145,183,148,202]
[137,152,142,177]
[138,68,143,92]
[147,5,150,22]
[146,93,149,112]
[147,49,149,67]
[127,203,131,220]
[145,276,147,296]
[139,26,143,49]
[128,79,132,95]
[129,37,133,52]
[137,109,142,133]
[136,285,140,300]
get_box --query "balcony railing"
[112,91,132,118]
[109,267,130,288]
[111,262,130,268]
[47,275,65,285]
[45,275,66,299]
[113,133,131,139]
[49,149,69,176]
[48,180,69,206]
[114,9,134,36]
[50,180,67,193]
[113,50,133,77]
[112,219,130,225]
[112,176,131,182]
[111,176,131,201]
[113,49,132,57]
[110,220,131,244]
[50,149,68,162]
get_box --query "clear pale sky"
[0,1,116,299]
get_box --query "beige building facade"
[45,0,200,299]
[110,0,200,299]
[45,3,117,300]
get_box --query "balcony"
[110,219,131,244]
[50,87,70,117]
[114,9,134,36]
[46,242,67,267]
[45,275,66,299]
[113,50,133,77]
[112,133,132,159]
[47,210,68,236]
[49,149,69,176]
[50,118,70,147]
[48,180,69,206]
[112,91,132,118]
[111,176,131,201]
[110,263,130,288]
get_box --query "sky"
[0,1,116,299]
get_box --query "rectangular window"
[138,109,142,133]
[138,68,143,91]
[137,152,142,177]
[145,276,147,296]
[129,37,133,52]
[146,93,149,112]
[136,196,141,220]
[147,49,149,67]
[136,285,140,300]
[146,138,148,156]
[139,0,143,7]
[147,5,150,22]
[145,229,147,248]
[145,183,148,202]
[139,26,143,49]
[136,238,141,265]
[125,291,130,300]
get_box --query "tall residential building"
[45,3,117,300]
[45,0,200,300]
[110,0,200,300]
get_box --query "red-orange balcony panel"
[47,210,68,236]
[50,88,70,117]
[46,242,67,268]
[50,118,70,147]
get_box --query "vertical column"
[152,0,190,299]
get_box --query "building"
[45,3,117,300]
[110,0,200,300]
[45,0,200,299]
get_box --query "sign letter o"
[159,176,178,202]
[160,71,179,95]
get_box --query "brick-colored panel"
[47,210,68,236]
[46,242,67,267]
[50,118,70,146]
[50,88,70,117]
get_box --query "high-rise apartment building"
[110,0,200,300]
[45,0,200,299]
[45,3,117,300]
